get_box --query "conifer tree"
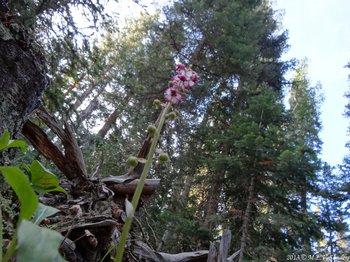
[286,61,323,254]
[4,0,349,260]
[143,0,293,258]
[316,164,349,258]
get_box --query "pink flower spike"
[176,64,186,71]
[183,80,195,89]
[164,88,183,104]
[171,75,184,89]
[185,71,198,82]
[179,74,187,81]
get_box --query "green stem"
[114,102,171,262]
[3,235,17,262]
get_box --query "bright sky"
[274,0,350,166]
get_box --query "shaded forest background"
[1,0,350,261]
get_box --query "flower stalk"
[114,64,198,261]
[114,102,171,262]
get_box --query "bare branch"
[22,108,88,182]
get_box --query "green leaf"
[29,160,59,190]
[28,161,67,195]
[32,203,59,225]
[17,220,66,262]
[6,140,28,152]
[31,185,67,195]
[0,131,27,152]
[0,130,10,151]
[0,166,38,223]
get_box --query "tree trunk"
[97,108,120,138]
[203,179,222,229]
[203,164,226,230]
[238,175,255,262]
[79,98,99,123]
[73,81,94,111]
[300,179,311,253]
[0,15,48,137]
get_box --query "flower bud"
[158,153,169,162]
[166,112,177,120]
[127,156,138,167]
[153,99,161,109]
[147,125,157,137]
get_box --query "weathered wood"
[207,242,217,262]
[158,251,209,262]
[22,120,70,177]
[102,178,160,196]
[62,121,88,178]
[227,249,240,262]
[59,219,118,262]
[218,230,231,262]
[22,108,88,183]
[36,107,66,139]
[207,231,240,262]
[133,241,209,262]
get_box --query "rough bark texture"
[97,108,120,138]
[206,230,240,262]
[203,166,226,231]
[97,96,130,139]
[0,13,48,137]
[238,175,255,262]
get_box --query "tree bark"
[79,98,99,123]
[203,179,221,229]
[0,17,48,137]
[97,108,119,138]
[300,178,311,253]
[97,95,131,138]
[238,175,255,262]
[72,79,94,111]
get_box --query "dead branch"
[102,178,160,196]
[22,108,88,183]
[22,120,76,180]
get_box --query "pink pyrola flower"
[164,64,199,104]
[186,70,198,82]
[170,75,183,88]
[165,88,183,104]
[182,70,199,88]
[176,64,186,71]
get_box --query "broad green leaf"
[6,140,28,152]
[29,161,67,195]
[0,166,38,222]
[32,203,59,225]
[17,220,66,262]
[0,130,10,151]
[30,160,59,189]
[0,131,27,152]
